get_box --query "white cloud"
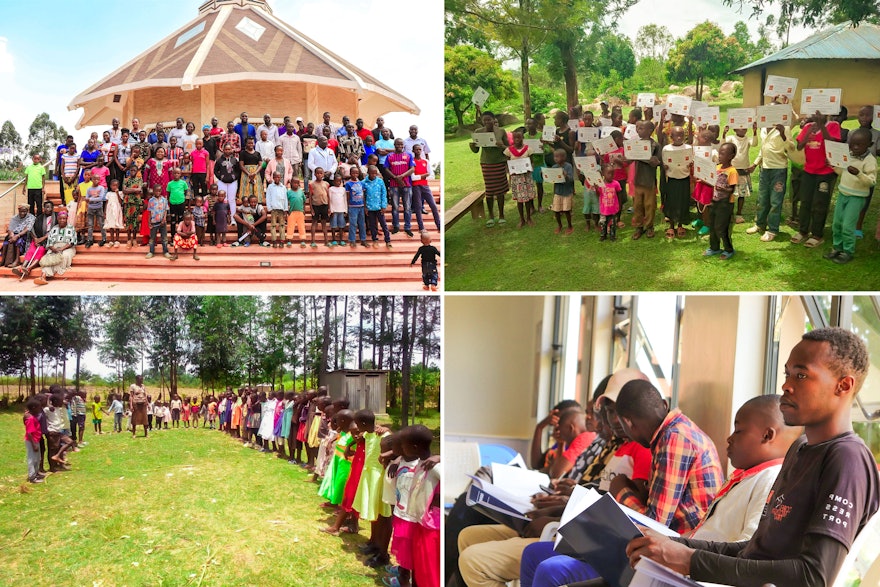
[0,37,14,74]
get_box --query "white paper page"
[524,138,542,152]
[578,127,599,143]
[637,93,656,108]
[506,453,527,469]
[727,108,756,130]
[554,486,603,547]
[825,141,851,168]
[467,475,535,513]
[695,107,720,126]
[491,463,550,497]
[756,104,792,127]
[471,132,497,148]
[542,167,564,184]
[542,125,557,141]
[624,139,652,161]
[801,88,842,115]
[763,74,798,99]
[507,158,533,175]
[593,136,619,155]
[873,106,880,131]
[472,86,489,108]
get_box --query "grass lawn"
[0,408,393,587]
[444,115,880,291]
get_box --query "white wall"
[445,295,549,440]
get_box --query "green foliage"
[634,24,674,61]
[666,21,748,99]
[593,35,636,80]
[724,0,880,29]
[0,120,22,160]
[26,113,66,163]
[528,85,566,116]
[630,57,669,92]
[445,44,518,130]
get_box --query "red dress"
[342,439,366,513]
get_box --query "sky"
[617,0,814,47]
[0,0,443,165]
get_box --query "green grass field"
[444,114,880,291]
[0,408,397,587]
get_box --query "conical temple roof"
[68,0,418,128]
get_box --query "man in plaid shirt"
[610,379,724,535]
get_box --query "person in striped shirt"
[610,379,724,534]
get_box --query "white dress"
[104,190,124,229]
[257,398,276,441]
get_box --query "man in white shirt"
[308,136,337,179]
[167,117,188,145]
[278,123,303,178]
[256,114,278,147]
[403,125,431,159]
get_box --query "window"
[175,22,206,48]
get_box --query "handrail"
[0,161,53,208]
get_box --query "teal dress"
[280,401,294,438]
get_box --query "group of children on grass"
[22,384,440,587]
[471,99,878,263]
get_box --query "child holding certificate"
[504,128,537,228]
[602,131,629,231]
[550,149,575,235]
[598,164,621,241]
[692,130,718,237]
[854,105,880,238]
[525,118,548,212]
[469,111,510,228]
[662,127,692,238]
[703,143,739,260]
[792,111,841,248]
[722,122,759,224]
[629,121,662,240]
[824,128,877,264]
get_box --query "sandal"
[664,228,675,239]
[803,237,824,248]
[485,219,495,228]
[676,227,687,238]
[497,218,507,226]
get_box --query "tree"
[666,22,748,100]
[724,0,879,30]
[634,24,674,61]
[27,113,66,162]
[0,121,22,162]
[98,297,145,393]
[731,20,772,63]
[63,298,94,393]
[593,35,636,80]
[445,44,517,130]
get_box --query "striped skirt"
[481,162,509,196]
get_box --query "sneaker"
[85,241,93,248]
[300,242,307,248]
[720,250,735,260]
[145,252,154,259]
[99,240,107,247]
[260,242,271,247]
[391,227,400,234]
[760,231,777,242]
[745,225,762,235]
[405,230,414,237]
[790,232,806,244]
[163,252,173,259]
[28,476,44,484]
[231,242,240,247]
[329,241,336,246]
[386,243,392,248]
[823,249,842,260]
[703,248,722,257]
[243,241,250,247]
[833,251,854,264]
[631,228,644,241]
[286,241,293,247]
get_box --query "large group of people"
[471,98,878,264]
[5,112,439,285]
[446,327,879,587]
[21,379,440,587]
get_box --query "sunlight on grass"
[444,116,880,291]
[0,409,384,587]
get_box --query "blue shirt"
[375,139,395,165]
[345,180,365,207]
[265,183,288,211]
[234,123,256,146]
[362,177,387,211]
[361,144,377,166]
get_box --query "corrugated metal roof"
[732,22,880,74]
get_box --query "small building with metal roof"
[731,22,880,115]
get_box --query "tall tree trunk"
[301,300,307,392]
[75,352,81,392]
[400,297,413,428]
[559,40,579,110]
[388,297,397,409]
[420,298,428,414]
[319,296,332,387]
[371,299,377,367]
[341,296,349,370]
[520,0,532,122]
[29,356,35,395]
[378,297,387,370]
[333,297,339,371]
[358,297,365,369]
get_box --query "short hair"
[26,397,40,412]
[354,409,375,427]
[739,394,784,426]
[850,127,873,145]
[610,130,623,140]
[615,379,666,421]
[404,424,434,451]
[553,399,581,411]
[558,406,585,427]
[802,327,869,388]
[556,111,570,123]
[481,110,495,118]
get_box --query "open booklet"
[465,456,551,534]
[629,557,734,587]
[553,486,679,587]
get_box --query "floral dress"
[123,168,145,232]
[504,144,536,203]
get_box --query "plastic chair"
[832,511,880,587]
[479,443,519,467]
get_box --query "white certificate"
[801,88,842,115]
[695,107,720,126]
[592,135,619,155]
[874,106,880,131]
[567,120,580,132]
[763,74,798,99]
[693,156,716,185]
[637,93,656,108]
[542,125,557,142]
[727,108,756,130]
[578,127,599,143]
[663,146,692,171]
[825,141,851,168]
[693,145,714,161]
[582,167,603,186]
[471,132,497,148]
[524,138,543,152]
[472,86,489,108]
[690,101,708,117]
[600,126,619,138]
[624,139,652,161]
[665,94,692,117]
[507,158,533,175]
[573,155,599,174]
[542,167,565,184]
[756,104,792,127]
